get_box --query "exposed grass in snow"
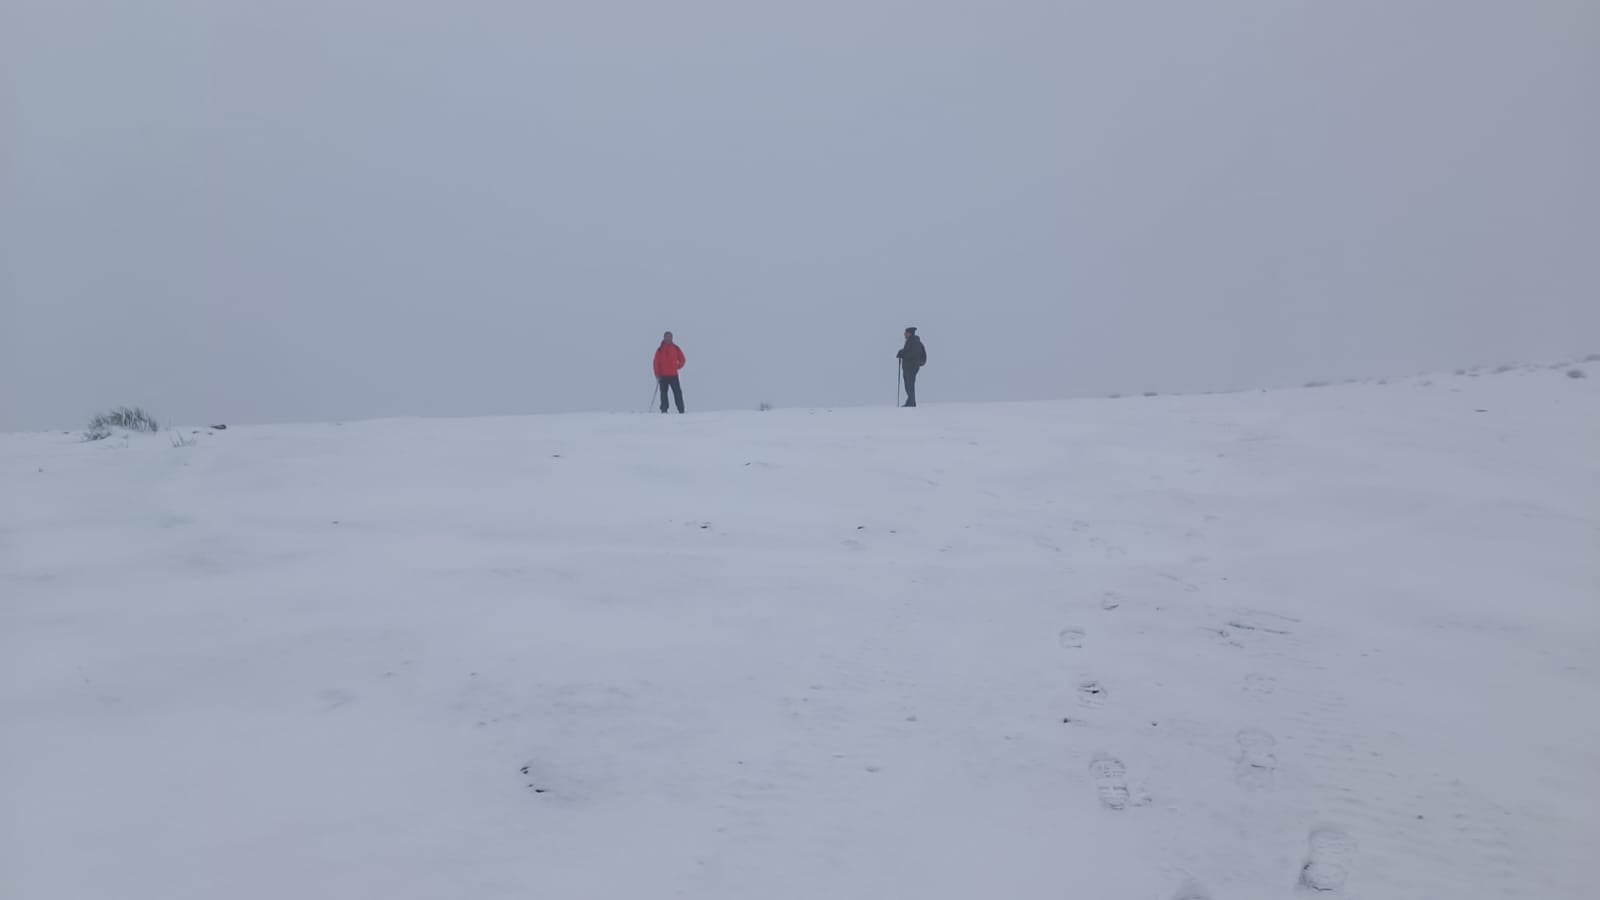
[83,406,160,441]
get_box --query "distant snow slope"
[3,366,1597,900]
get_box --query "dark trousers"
[901,365,919,407]
[658,375,685,413]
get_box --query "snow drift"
[2,365,1597,900]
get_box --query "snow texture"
[3,366,1597,900]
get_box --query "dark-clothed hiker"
[896,327,927,407]
[654,332,687,413]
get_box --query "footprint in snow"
[1242,672,1278,697]
[1089,753,1130,810]
[317,689,355,711]
[1298,826,1357,894]
[1206,626,1245,649]
[1058,628,1085,649]
[1088,754,1150,810]
[1077,679,1107,707]
[1100,592,1123,611]
[1234,728,1278,790]
[1170,878,1211,900]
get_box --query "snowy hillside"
[3,366,1597,900]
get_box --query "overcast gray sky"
[2,0,1596,430]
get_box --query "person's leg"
[670,376,685,413]
[902,367,918,406]
[658,377,670,413]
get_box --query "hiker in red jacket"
[653,331,687,413]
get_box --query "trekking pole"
[896,363,903,407]
[648,381,660,413]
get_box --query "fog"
[2,0,1596,430]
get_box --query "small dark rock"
[1062,717,1072,724]
[520,766,530,775]
[209,424,227,430]
[1567,368,1587,380]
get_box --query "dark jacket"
[897,335,927,369]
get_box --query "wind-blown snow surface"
[3,368,1598,900]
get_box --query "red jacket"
[653,342,686,378]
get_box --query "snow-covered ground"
[3,365,1597,900]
